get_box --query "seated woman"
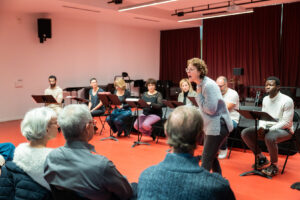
[0,107,58,199]
[106,78,132,136]
[88,78,105,117]
[134,78,163,140]
[177,78,197,106]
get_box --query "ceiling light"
[119,0,177,12]
[178,10,253,22]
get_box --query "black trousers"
[201,118,230,175]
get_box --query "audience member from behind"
[44,75,63,115]
[137,106,235,200]
[241,76,294,176]
[216,76,240,159]
[44,104,133,200]
[177,78,197,106]
[106,78,132,137]
[0,107,58,200]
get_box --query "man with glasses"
[44,104,133,200]
[216,76,240,159]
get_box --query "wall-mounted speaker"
[233,68,244,76]
[37,18,51,43]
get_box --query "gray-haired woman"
[0,107,58,199]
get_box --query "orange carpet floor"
[0,119,299,200]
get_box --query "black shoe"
[252,156,269,170]
[117,131,122,137]
[151,134,156,141]
[291,182,300,190]
[124,129,130,137]
[262,164,278,176]
[94,126,98,131]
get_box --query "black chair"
[122,115,136,137]
[151,119,166,143]
[92,110,108,135]
[50,184,90,200]
[227,116,253,158]
[279,111,300,174]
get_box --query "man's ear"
[276,85,281,92]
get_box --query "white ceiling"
[0,0,298,30]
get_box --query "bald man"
[138,106,235,200]
[216,76,240,159]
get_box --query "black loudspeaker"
[233,68,244,76]
[37,18,51,43]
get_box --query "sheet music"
[126,98,139,102]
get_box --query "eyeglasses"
[218,84,225,88]
[185,67,196,73]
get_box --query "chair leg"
[227,140,234,159]
[281,147,291,174]
[99,116,106,135]
[281,154,290,174]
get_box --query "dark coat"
[0,161,52,200]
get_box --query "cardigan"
[138,153,235,200]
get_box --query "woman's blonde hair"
[187,58,208,78]
[179,78,194,93]
[114,78,126,90]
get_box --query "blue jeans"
[0,143,15,161]
[106,108,132,134]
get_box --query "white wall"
[0,12,160,122]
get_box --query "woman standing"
[177,78,197,106]
[106,78,132,136]
[186,58,233,174]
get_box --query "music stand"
[162,100,184,119]
[237,109,277,179]
[96,94,114,140]
[126,98,150,147]
[66,96,90,104]
[32,95,57,104]
[187,97,199,107]
[64,87,84,103]
[100,94,122,141]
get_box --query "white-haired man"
[44,104,133,200]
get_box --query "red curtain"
[203,5,282,87]
[280,2,300,87]
[159,27,200,84]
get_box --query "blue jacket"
[0,161,52,200]
[138,153,235,200]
